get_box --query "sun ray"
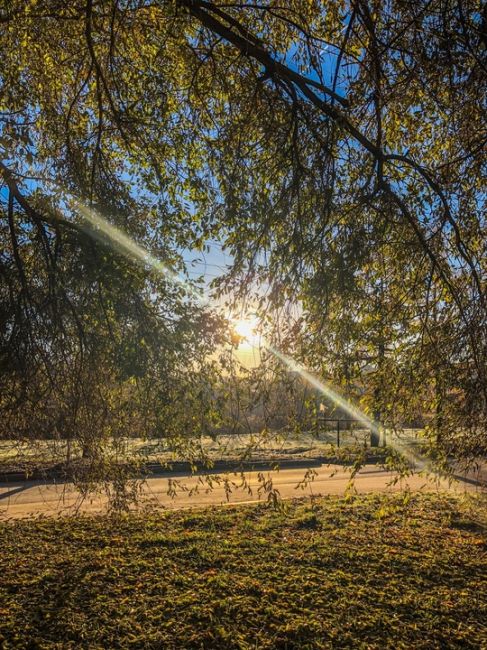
[68,194,429,471]
[73,200,205,304]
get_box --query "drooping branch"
[0,161,82,235]
[180,1,350,108]
[178,0,485,314]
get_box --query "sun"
[233,316,260,347]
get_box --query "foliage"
[0,493,486,648]
[0,0,485,468]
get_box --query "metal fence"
[317,417,372,447]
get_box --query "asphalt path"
[0,463,476,520]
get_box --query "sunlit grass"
[1,493,486,648]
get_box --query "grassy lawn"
[0,432,353,467]
[1,493,486,649]
[0,429,415,477]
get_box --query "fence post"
[337,419,340,448]
[370,426,380,447]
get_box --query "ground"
[0,432,368,474]
[1,493,486,649]
[0,430,418,480]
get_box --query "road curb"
[452,472,487,489]
[0,454,387,483]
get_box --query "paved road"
[0,464,475,520]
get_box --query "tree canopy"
[0,0,486,470]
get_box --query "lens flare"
[73,200,205,304]
[267,345,378,433]
[68,194,429,471]
[265,345,428,469]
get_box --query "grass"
[0,429,414,477]
[1,493,486,649]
